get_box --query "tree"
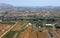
[3,11,8,16]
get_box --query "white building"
[45,24,54,26]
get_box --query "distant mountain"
[0,3,60,14]
[0,3,33,13]
[0,3,14,12]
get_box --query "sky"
[0,0,60,6]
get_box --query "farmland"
[0,21,60,38]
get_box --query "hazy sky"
[0,0,60,6]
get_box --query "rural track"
[2,21,28,38]
[0,22,18,38]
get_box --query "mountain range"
[0,3,60,13]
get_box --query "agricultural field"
[47,26,60,38]
[0,21,60,38]
[2,21,28,38]
[0,24,13,36]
